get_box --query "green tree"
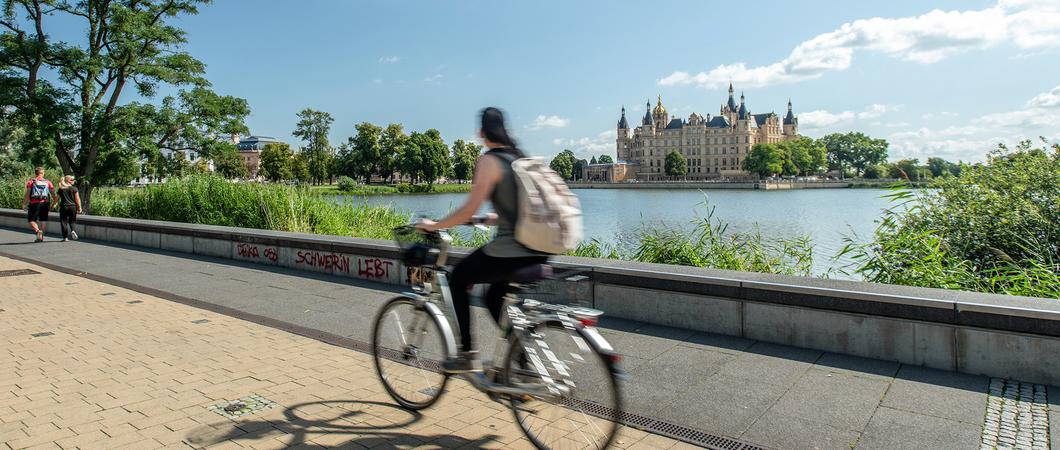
[743,144,785,177]
[451,139,481,183]
[818,132,889,176]
[419,129,451,184]
[259,143,293,182]
[211,144,247,179]
[379,124,407,183]
[549,149,576,180]
[399,132,425,183]
[927,157,954,178]
[665,151,687,177]
[863,164,888,179]
[291,151,311,183]
[345,122,382,182]
[780,137,825,176]
[598,154,614,164]
[292,109,334,184]
[590,156,598,165]
[894,158,928,181]
[0,0,218,209]
[167,151,191,178]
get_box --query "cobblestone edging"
[981,379,1050,449]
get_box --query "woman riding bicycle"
[416,107,548,373]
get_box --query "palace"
[616,84,800,180]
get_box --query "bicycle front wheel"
[372,296,450,410]
[504,322,622,450]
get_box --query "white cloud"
[887,83,1060,161]
[922,111,960,120]
[379,56,401,64]
[526,115,570,131]
[552,130,616,160]
[858,104,899,119]
[658,1,1060,89]
[1027,84,1060,108]
[423,74,443,84]
[800,110,857,129]
[799,104,899,129]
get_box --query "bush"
[336,176,357,192]
[842,141,1060,297]
[395,183,432,193]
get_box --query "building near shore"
[582,161,636,182]
[616,84,800,181]
[234,135,285,179]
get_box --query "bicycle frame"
[399,229,607,401]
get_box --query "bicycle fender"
[420,300,459,357]
[580,327,615,355]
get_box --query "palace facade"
[616,84,800,180]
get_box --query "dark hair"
[480,107,525,158]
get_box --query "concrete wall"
[2,208,1059,385]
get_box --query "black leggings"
[448,247,547,352]
[59,206,77,239]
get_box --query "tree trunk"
[80,184,94,214]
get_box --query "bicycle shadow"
[183,400,500,449]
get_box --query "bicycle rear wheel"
[504,322,622,450]
[372,296,450,410]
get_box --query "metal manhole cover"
[207,394,276,419]
[0,269,39,277]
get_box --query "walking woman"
[56,175,82,242]
[415,107,548,373]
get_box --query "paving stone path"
[2,228,1058,450]
[0,256,688,449]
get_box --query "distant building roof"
[706,115,731,128]
[753,113,771,127]
[237,135,284,151]
[784,110,797,125]
[241,136,282,143]
[665,118,684,129]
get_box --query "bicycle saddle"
[511,264,553,283]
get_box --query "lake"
[341,188,895,277]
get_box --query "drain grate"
[0,268,40,277]
[31,331,54,337]
[371,343,766,450]
[207,394,276,419]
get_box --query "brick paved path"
[0,256,686,450]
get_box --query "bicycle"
[371,223,624,450]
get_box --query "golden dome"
[653,95,667,116]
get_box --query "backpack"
[507,156,583,254]
[29,179,50,201]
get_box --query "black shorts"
[27,202,49,222]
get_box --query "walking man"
[22,167,56,242]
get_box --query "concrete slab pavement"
[1,226,1048,449]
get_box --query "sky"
[98,0,1060,162]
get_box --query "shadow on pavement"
[185,400,499,449]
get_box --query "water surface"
[340,188,893,276]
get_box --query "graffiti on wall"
[235,242,278,263]
[295,250,351,273]
[357,257,394,281]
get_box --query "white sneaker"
[70,231,78,241]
